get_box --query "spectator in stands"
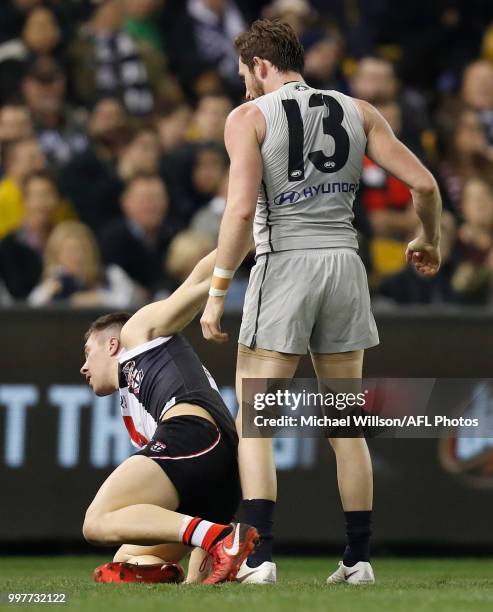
[191,171,228,241]
[0,138,75,239]
[22,5,61,56]
[165,141,229,232]
[123,0,165,52]
[0,103,32,145]
[457,179,493,258]
[350,56,433,159]
[303,30,347,93]
[28,220,146,308]
[191,94,233,143]
[166,0,246,99]
[0,3,62,104]
[263,0,314,38]
[156,104,193,154]
[0,137,44,238]
[61,97,130,229]
[0,171,58,299]
[435,104,493,215]
[0,103,33,168]
[461,60,493,145]
[451,179,493,304]
[118,128,161,181]
[351,56,398,106]
[162,95,232,227]
[68,0,182,116]
[0,1,43,45]
[164,94,232,168]
[165,229,215,287]
[87,127,162,231]
[190,143,228,211]
[21,56,87,165]
[100,174,171,290]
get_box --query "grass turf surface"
[1,557,492,612]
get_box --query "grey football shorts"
[238,248,379,355]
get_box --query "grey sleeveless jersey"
[252,81,367,255]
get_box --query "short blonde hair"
[43,221,102,287]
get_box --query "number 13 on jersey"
[281,93,350,181]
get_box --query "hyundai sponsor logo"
[274,181,359,205]
[274,190,301,205]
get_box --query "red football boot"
[202,523,259,585]
[93,562,184,584]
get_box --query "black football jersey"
[118,334,238,449]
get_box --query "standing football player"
[201,20,442,584]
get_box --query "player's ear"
[252,56,265,77]
[108,336,121,357]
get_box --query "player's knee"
[83,511,118,546]
[82,514,100,544]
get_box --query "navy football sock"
[240,499,275,568]
[342,510,372,567]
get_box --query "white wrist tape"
[209,287,227,297]
[213,267,234,279]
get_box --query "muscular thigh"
[236,345,301,434]
[311,350,364,379]
[236,345,300,399]
[86,455,179,517]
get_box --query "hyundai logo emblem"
[274,191,301,205]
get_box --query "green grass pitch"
[1,556,492,611]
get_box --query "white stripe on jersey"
[202,365,219,391]
[118,336,172,362]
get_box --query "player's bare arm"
[200,103,264,344]
[119,250,219,349]
[357,99,442,276]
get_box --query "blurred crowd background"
[1,0,493,310]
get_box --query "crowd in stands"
[0,0,492,309]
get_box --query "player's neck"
[111,360,119,392]
[265,71,305,95]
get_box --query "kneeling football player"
[80,250,258,584]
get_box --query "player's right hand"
[200,296,229,344]
[405,236,441,276]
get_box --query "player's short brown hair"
[235,19,304,74]
[85,312,132,341]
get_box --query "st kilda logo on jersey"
[122,360,144,395]
[150,441,167,453]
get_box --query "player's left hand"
[406,236,441,276]
[201,296,228,343]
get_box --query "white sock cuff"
[179,515,194,542]
[190,519,214,548]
